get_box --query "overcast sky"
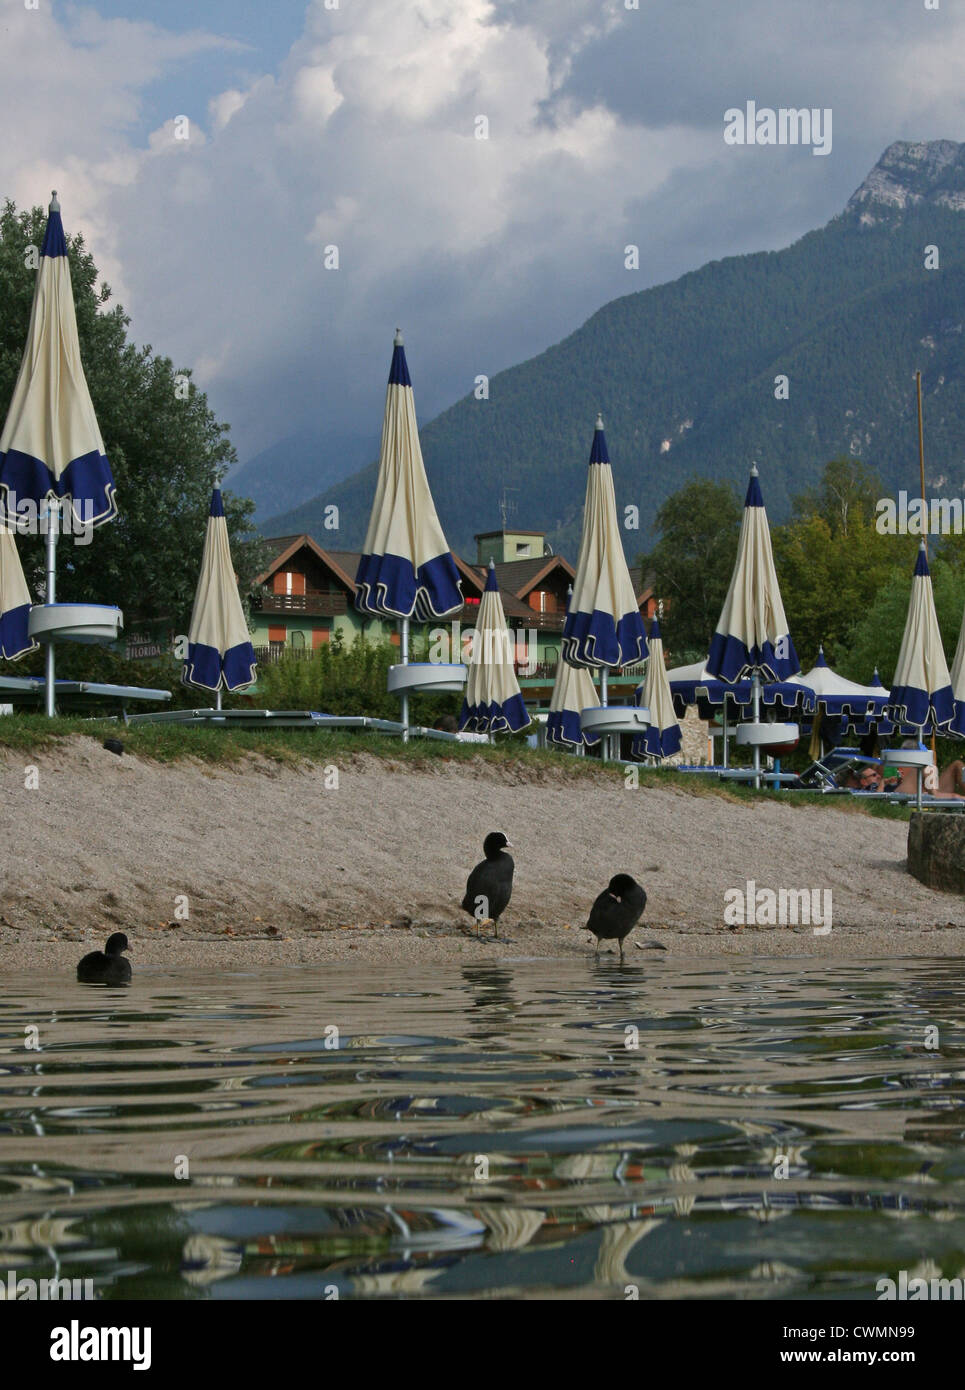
[4,0,965,472]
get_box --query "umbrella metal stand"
[43,499,59,718]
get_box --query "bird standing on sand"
[585,875,646,961]
[77,932,132,985]
[462,832,514,938]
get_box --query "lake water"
[1,956,964,1301]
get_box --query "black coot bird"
[586,875,646,961]
[77,932,132,985]
[462,832,514,938]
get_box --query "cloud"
[3,0,965,475]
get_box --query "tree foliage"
[773,458,919,667]
[841,557,965,687]
[638,478,741,657]
[256,632,461,724]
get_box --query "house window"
[516,542,531,556]
[290,630,306,649]
[268,625,287,644]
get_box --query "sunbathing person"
[889,742,965,799]
[844,766,881,792]
[938,757,965,797]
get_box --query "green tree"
[790,456,882,535]
[639,478,741,658]
[842,555,965,687]
[772,458,918,666]
[0,198,266,638]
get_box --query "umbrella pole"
[215,688,222,712]
[752,671,761,790]
[400,617,410,744]
[44,500,59,718]
[722,700,729,768]
[600,667,609,761]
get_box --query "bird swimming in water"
[462,832,514,938]
[585,875,647,961]
[77,932,132,985]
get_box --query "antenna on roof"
[498,486,518,529]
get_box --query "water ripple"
[1,957,964,1298]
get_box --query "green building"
[251,530,656,701]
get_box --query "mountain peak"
[846,139,965,223]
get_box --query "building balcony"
[258,591,350,616]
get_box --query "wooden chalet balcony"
[458,605,565,631]
[258,591,350,616]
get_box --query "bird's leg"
[594,939,600,956]
[619,939,625,963]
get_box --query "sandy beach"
[2,736,965,970]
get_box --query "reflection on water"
[1,957,965,1299]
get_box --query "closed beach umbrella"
[707,466,798,682]
[562,415,647,670]
[0,192,117,715]
[547,585,600,748]
[888,542,953,731]
[949,605,965,739]
[546,655,600,748]
[706,466,799,786]
[183,488,256,694]
[459,562,529,734]
[0,193,116,527]
[632,618,681,759]
[355,331,462,621]
[0,525,36,659]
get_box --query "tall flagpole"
[917,370,936,761]
[917,370,927,560]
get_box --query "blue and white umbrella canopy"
[706,466,799,682]
[631,619,682,759]
[667,660,812,721]
[949,604,965,738]
[355,331,462,620]
[0,193,116,528]
[182,489,257,692]
[459,562,530,734]
[0,525,36,659]
[547,590,600,748]
[562,415,647,669]
[888,542,954,731]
